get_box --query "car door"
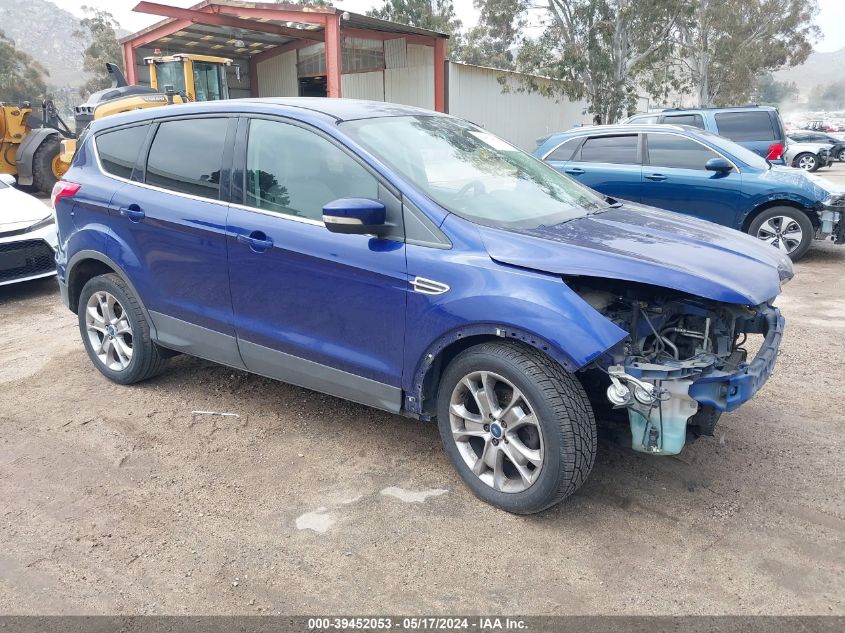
[641,132,742,227]
[106,116,244,368]
[557,133,642,202]
[226,116,407,412]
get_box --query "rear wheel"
[78,273,167,384]
[748,206,814,261]
[32,134,64,195]
[838,148,845,162]
[793,152,819,172]
[436,341,596,514]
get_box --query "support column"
[249,56,259,97]
[123,42,138,85]
[434,38,447,112]
[325,15,342,98]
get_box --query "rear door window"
[577,135,639,164]
[663,113,705,129]
[545,137,583,161]
[144,118,230,199]
[714,112,776,141]
[646,133,721,170]
[96,124,150,179]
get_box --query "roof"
[121,1,449,51]
[88,97,444,133]
[553,124,696,135]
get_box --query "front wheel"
[838,148,845,162]
[748,206,814,261]
[793,152,819,172]
[436,341,596,514]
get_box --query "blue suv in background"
[535,124,845,260]
[55,99,792,514]
[624,105,787,163]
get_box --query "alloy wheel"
[796,155,817,170]
[755,215,803,254]
[85,291,134,371]
[448,371,544,493]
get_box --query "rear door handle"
[119,205,145,222]
[237,231,273,252]
[564,167,585,175]
[645,173,667,181]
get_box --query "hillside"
[774,46,845,96]
[0,0,89,88]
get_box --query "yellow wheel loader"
[1,54,231,195]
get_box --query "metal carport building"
[120,1,449,111]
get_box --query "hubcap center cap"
[490,422,503,439]
[106,325,116,338]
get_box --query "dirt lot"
[1,169,844,615]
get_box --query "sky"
[52,0,845,53]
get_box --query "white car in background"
[0,174,58,286]
[783,141,832,172]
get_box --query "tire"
[792,152,819,172]
[31,134,62,195]
[747,206,814,261]
[436,341,596,514]
[77,273,167,384]
[689,405,721,438]
[838,149,845,162]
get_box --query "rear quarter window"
[662,113,705,129]
[95,124,150,179]
[714,112,776,142]
[545,137,582,161]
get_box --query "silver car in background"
[0,174,58,286]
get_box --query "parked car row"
[536,120,844,260]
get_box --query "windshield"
[342,115,610,229]
[153,61,186,94]
[697,129,771,170]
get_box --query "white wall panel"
[256,50,298,97]
[385,66,434,109]
[407,43,433,68]
[447,62,591,151]
[342,71,385,101]
[384,38,406,69]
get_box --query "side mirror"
[0,173,16,186]
[705,157,733,173]
[323,198,387,235]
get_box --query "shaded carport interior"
[121,1,448,111]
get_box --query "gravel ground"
[1,167,844,615]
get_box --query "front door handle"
[119,205,145,222]
[564,167,585,175]
[645,173,668,181]
[237,231,273,252]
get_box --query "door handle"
[645,173,668,181]
[564,167,585,175]
[237,231,273,252]
[119,205,145,222]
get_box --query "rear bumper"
[688,306,784,412]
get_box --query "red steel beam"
[434,38,447,112]
[123,41,138,85]
[211,4,330,25]
[133,2,325,42]
[325,14,342,98]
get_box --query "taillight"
[51,181,81,209]
[766,142,785,161]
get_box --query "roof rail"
[663,104,762,111]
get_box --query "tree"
[367,0,463,37]
[0,31,48,103]
[515,1,683,124]
[73,6,123,99]
[460,0,529,69]
[752,73,798,106]
[807,80,845,112]
[667,0,818,106]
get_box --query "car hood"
[758,165,845,198]
[0,187,52,231]
[478,202,793,305]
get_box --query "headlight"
[27,215,55,232]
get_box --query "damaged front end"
[571,279,785,455]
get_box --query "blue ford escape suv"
[54,99,792,514]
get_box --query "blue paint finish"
[57,99,790,426]
[536,125,841,232]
